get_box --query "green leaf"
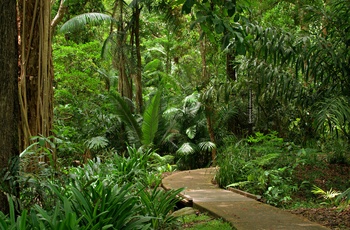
[236,41,246,55]
[142,89,162,146]
[60,13,115,33]
[176,142,197,155]
[182,0,196,14]
[85,136,109,150]
[110,93,142,147]
[221,34,230,50]
[186,125,197,139]
[198,141,216,152]
[215,23,224,34]
[234,14,240,22]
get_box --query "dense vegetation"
[1,0,350,229]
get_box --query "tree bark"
[18,0,54,170]
[0,0,19,214]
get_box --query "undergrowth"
[0,145,182,230]
[216,131,350,208]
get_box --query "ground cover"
[181,210,234,230]
[287,162,350,230]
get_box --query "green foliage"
[181,213,233,230]
[313,96,350,139]
[165,93,214,169]
[139,186,184,229]
[0,146,181,229]
[217,132,309,207]
[336,187,350,208]
[60,13,115,34]
[311,185,341,206]
[53,40,110,162]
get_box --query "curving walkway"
[162,168,329,230]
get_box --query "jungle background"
[0,0,349,229]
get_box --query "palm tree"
[60,1,145,111]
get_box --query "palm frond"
[176,142,198,156]
[186,125,197,139]
[110,93,142,147]
[60,13,116,33]
[313,96,350,136]
[198,141,216,152]
[84,136,109,151]
[142,89,162,146]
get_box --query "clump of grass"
[181,211,234,230]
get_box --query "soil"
[288,162,350,230]
[289,207,350,230]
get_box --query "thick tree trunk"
[18,0,54,170]
[0,0,19,214]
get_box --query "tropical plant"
[217,132,305,206]
[139,185,184,229]
[311,185,342,206]
[0,144,182,230]
[164,92,215,169]
[109,88,164,149]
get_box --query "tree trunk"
[0,0,19,214]
[116,0,132,100]
[205,107,217,164]
[18,0,54,171]
[200,34,216,163]
[226,52,236,81]
[134,5,143,113]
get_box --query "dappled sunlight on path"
[162,168,330,230]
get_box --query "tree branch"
[51,0,67,33]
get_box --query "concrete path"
[162,168,329,230]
